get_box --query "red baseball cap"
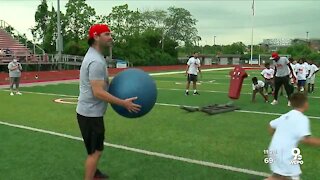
[88,24,111,39]
[270,52,279,60]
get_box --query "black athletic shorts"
[298,80,306,87]
[77,113,105,155]
[187,74,198,82]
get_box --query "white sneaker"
[10,92,14,96]
[16,92,22,95]
[288,101,291,107]
[271,100,278,105]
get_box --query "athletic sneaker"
[10,92,14,96]
[16,92,22,95]
[94,169,109,180]
[185,91,189,96]
[193,92,200,95]
[288,101,291,107]
[270,100,278,105]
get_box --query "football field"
[1,68,320,180]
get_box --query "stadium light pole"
[306,31,309,41]
[56,0,62,62]
[250,0,255,65]
[214,35,216,46]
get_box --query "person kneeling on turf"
[252,77,268,103]
[265,93,320,180]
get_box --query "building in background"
[215,54,241,65]
[292,39,320,52]
[261,38,293,51]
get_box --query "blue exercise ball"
[108,68,157,118]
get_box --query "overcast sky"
[1,0,319,45]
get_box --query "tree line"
[5,0,320,65]
[31,0,199,65]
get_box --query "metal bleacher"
[0,29,30,56]
[0,20,29,63]
[0,20,88,71]
[0,19,47,65]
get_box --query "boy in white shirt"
[261,63,275,95]
[295,59,308,93]
[289,58,297,86]
[266,93,320,180]
[307,61,319,93]
[252,77,268,102]
[303,59,311,78]
[185,52,201,95]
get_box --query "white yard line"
[158,88,320,99]
[0,120,270,177]
[0,79,79,89]
[2,90,319,119]
[149,67,234,76]
[155,103,320,119]
[158,88,253,95]
[0,67,229,88]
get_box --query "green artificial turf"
[1,69,319,179]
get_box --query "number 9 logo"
[292,148,301,160]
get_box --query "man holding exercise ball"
[76,24,141,180]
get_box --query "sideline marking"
[0,120,270,177]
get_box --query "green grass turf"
[1,69,320,179]
[0,125,260,180]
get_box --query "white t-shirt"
[76,47,109,117]
[187,57,201,75]
[8,61,22,77]
[291,63,297,71]
[289,63,297,78]
[274,57,290,77]
[252,80,265,90]
[261,68,274,79]
[303,62,311,75]
[268,110,311,176]
[295,64,308,81]
[308,64,319,78]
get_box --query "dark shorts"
[10,77,20,84]
[254,87,264,93]
[264,79,274,87]
[77,113,105,155]
[187,74,198,82]
[298,80,306,87]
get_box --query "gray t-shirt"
[8,61,22,77]
[274,57,290,77]
[76,47,109,117]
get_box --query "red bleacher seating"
[0,29,30,59]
